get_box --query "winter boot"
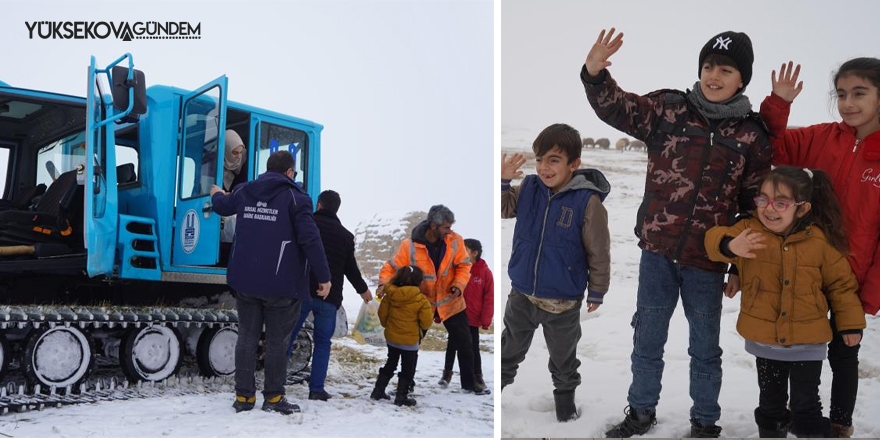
[831,423,853,438]
[232,395,255,413]
[553,389,579,422]
[474,373,486,389]
[754,408,791,438]
[605,405,657,438]
[791,416,832,438]
[438,369,453,387]
[690,418,722,438]
[370,369,393,400]
[394,375,417,407]
[261,395,301,415]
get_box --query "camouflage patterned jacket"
[581,67,772,272]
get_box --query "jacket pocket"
[742,278,760,313]
[791,285,823,322]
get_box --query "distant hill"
[354,210,426,283]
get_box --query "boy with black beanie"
[580,29,772,438]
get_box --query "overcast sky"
[1,0,494,267]
[502,0,880,144]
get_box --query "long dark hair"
[390,265,424,287]
[763,166,848,253]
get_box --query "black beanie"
[698,31,754,88]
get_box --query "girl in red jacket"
[759,57,880,438]
[439,238,494,390]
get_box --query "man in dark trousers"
[287,189,373,401]
[211,150,330,415]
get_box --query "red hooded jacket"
[464,258,494,329]
[760,93,880,315]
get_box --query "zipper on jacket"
[838,138,862,205]
[673,130,716,262]
[532,190,556,295]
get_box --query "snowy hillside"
[499,147,880,438]
[354,211,426,284]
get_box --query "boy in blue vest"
[500,123,611,422]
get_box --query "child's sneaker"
[605,405,657,438]
[261,395,301,415]
[232,395,255,413]
[689,418,722,438]
[554,389,579,422]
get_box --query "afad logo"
[25,21,201,41]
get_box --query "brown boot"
[474,373,486,389]
[438,369,452,387]
[831,424,854,438]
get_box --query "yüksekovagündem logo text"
[25,21,201,41]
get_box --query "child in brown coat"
[370,265,432,406]
[705,166,866,438]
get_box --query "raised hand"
[771,61,803,103]
[728,228,767,259]
[501,152,527,180]
[585,28,624,77]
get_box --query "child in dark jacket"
[581,28,773,437]
[370,265,432,406]
[500,123,611,422]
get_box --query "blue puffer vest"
[508,169,610,300]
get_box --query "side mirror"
[111,66,147,117]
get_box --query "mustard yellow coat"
[378,285,433,346]
[705,218,866,346]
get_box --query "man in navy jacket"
[211,150,331,415]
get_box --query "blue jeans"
[288,298,337,393]
[628,250,724,425]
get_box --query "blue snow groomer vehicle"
[0,54,321,390]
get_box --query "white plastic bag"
[332,305,348,338]
[351,300,385,346]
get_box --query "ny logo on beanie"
[698,31,754,87]
[713,36,732,50]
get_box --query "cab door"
[171,77,227,266]
[85,57,119,277]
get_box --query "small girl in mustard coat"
[370,265,432,406]
[706,166,866,438]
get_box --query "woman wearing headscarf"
[223,129,247,192]
[219,129,247,248]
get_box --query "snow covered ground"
[499,146,880,438]
[0,286,494,438]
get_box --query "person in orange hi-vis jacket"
[377,205,488,395]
